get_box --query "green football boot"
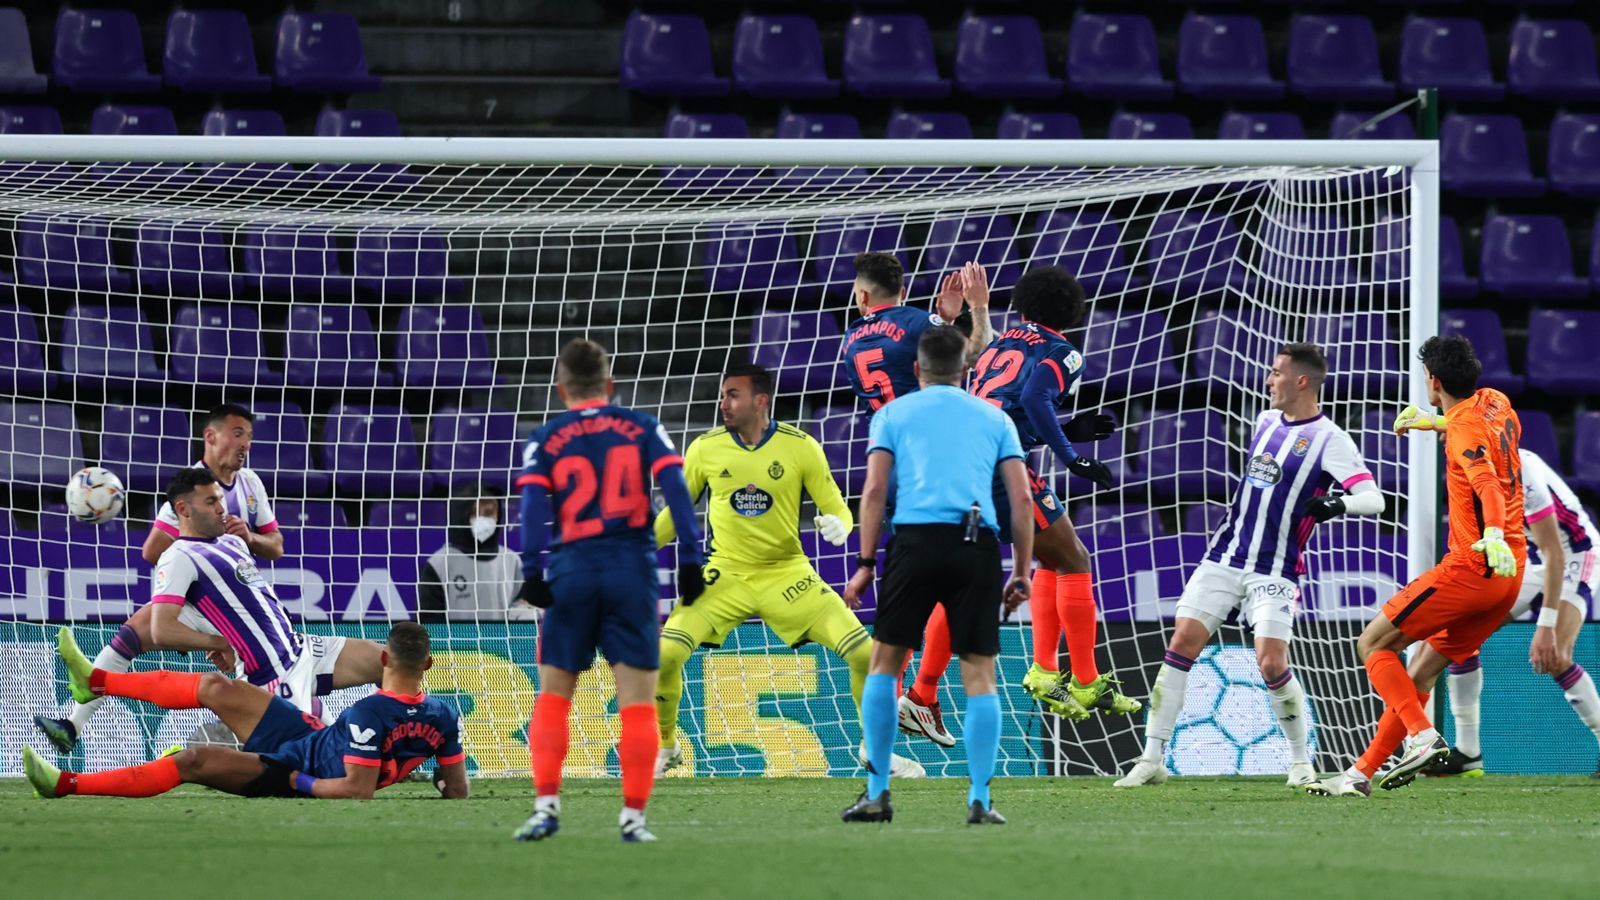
[1068,673,1142,716]
[22,745,63,799]
[1021,664,1089,721]
[57,627,97,704]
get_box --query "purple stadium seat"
[1306,311,1404,396]
[53,10,160,94]
[1440,309,1523,395]
[665,112,748,140]
[354,232,463,300]
[1572,414,1600,492]
[274,501,348,530]
[1399,18,1504,101]
[751,310,845,395]
[275,13,381,94]
[1371,214,1411,294]
[169,303,283,388]
[812,218,908,298]
[1548,114,1600,198]
[1082,309,1183,398]
[1074,503,1166,543]
[248,403,331,497]
[60,305,162,390]
[1526,310,1600,395]
[134,225,248,300]
[1591,217,1600,293]
[1218,112,1304,141]
[1144,211,1246,295]
[662,113,750,192]
[885,111,972,140]
[1107,112,1192,140]
[0,106,62,134]
[620,13,728,97]
[956,16,1062,98]
[1177,15,1284,100]
[1440,216,1479,299]
[242,229,357,299]
[0,8,47,93]
[815,406,868,495]
[13,216,134,293]
[1141,409,1232,500]
[284,304,394,389]
[843,14,949,98]
[0,303,54,397]
[702,222,804,299]
[1184,504,1230,537]
[1328,111,1416,141]
[1288,15,1393,102]
[732,15,837,98]
[1479,215,1587,299]
[1031,210,1142,297]
[311,109,415,187]
[202,109,286,136]
[391,305,499,390]
[1189,306,1284,390]
[920,214,1021,295]
[99,406,192,494]
[1516,409,1562,471]
[321,405,431,497]
[368,499,449,531]
[1440,115,1545,198]
[428,408,520,492]
[997,113,1082,140]
[0,403,79,488]
[777,113,860,140]
[1508,20,1600,101]
[1256,210,1364,292]
[1068,13,1172,101]
[165,10,271,94]
[1358,410,1406,498]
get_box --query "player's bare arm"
[1526,513,1567,674]
[434,759,471,799]
[140,528,175,565]
[148,602,231,654]
[998,457,1033,611]
[294,759,381,800]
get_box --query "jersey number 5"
[853,347,895,410]
[971,347,1025,407]
[552,445,651,541]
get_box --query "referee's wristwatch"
[855,556,876,572]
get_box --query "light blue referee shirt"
[867,384,1025,532]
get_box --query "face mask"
[469,516,497,544]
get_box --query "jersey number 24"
[552,445,651,542]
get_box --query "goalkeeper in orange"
[1308,335,1525,796]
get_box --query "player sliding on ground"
[1309,335,1525,797]
[22,622,467,801]
[1116,343,1385,789]
[654,363,923,778]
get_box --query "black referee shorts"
[875,524,1003,658]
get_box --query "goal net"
[0,136,1437,778]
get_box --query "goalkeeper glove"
[1064,412,1116,443]
[1068,456,1115,490]
[1393,404,1447,436]
[1471,527,1518,579]
[520,574,554,609]
[1305,495,1346,523]
[813,514,850,547]
[677,563,706,606]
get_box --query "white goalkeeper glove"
[1471,526,1518,579]
[813,514,850,547]
[1393,404,1447,436]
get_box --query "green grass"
[4,776,1599,899]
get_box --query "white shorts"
[1175,560,1299,642]
[173,605,345,720]
[1511,550,1599,618]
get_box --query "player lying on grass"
[23,622,467,800]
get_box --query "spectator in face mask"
[418,487,538,622]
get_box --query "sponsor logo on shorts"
[768,461,784,480]
[1291,437,1310,457]
[782,573,819,603]
[1246,452,1282,489]
[731,485,773,517]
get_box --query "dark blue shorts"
[242,694,322,755]
[993,463,1067,544]
[540,541,661,673]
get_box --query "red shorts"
[1382,561,1523,662]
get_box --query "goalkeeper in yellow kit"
[654,364,922,778]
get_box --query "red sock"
[58,755,181,798]
[1030,570,1060,669]
[1356,691,1430,778]
[910,605,952,706]
[529,692,571,797]
[618,703,657,812]
[1364,650,1432,735]
[1058,573,1100,684]
[91,670,202,709]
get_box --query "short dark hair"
[917,325,968,380]
[386,621,431,673]
[723,363,774,400]
[204,403,253,430]
[1419,334,1482,398]
[853,251,903,299]
[557,338,610,396]
[1013,265,1087,331]
[1277,342,1328,384]
[165,467,218,508]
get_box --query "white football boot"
[1113,758,1169,787]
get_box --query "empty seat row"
[624,12,1599,103]
[0,105,401,139]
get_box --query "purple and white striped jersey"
[1522,449,1595,564]
[152,534,300,687]
[1206,410,1376,580]
[153,462,277,540]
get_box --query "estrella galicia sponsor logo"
[781,573,818,603]
[234,559,266,588]
[731,484,773,517]
[1291,437,1311,457]
[1246,452,1282,489]
[768,460,784,480]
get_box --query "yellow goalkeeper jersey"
[654,420,852,568]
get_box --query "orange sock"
[91,670,201,709]
[1356,692,1429,778]
[529,692,571,798]
[618,703,657,812]
[1364,650,1432,735]
[1030,570,1060,669]
[1058,573,1100,684]
[910,605,952,706]
[59,755,181,798]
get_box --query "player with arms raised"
[1117,344,1385,788]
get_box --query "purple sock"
[109,623,143,661]
[1163,650,1195,672]
[1557,664,1586,691]
[1264,668,1293,691]
[1447,656,1482,676]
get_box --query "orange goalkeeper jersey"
[1442,388,1526,570]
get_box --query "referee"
[841,325,1034,826]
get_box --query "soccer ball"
[66,466,125,525]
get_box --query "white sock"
[1267,673,1310,765]
[68,644,135,731]
[1557,664,1600,743]
[1141,659,1191,763]
[619,806,646,827]
[535,795,560,816]
[1448,665,1483,758]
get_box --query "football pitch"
[3,776,1596,899]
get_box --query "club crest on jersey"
[1291,437,1311,457]
[768,460,784,480]
[731,484,773,517]
[1246,452,1283,488]
[1040,494,1057,511]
